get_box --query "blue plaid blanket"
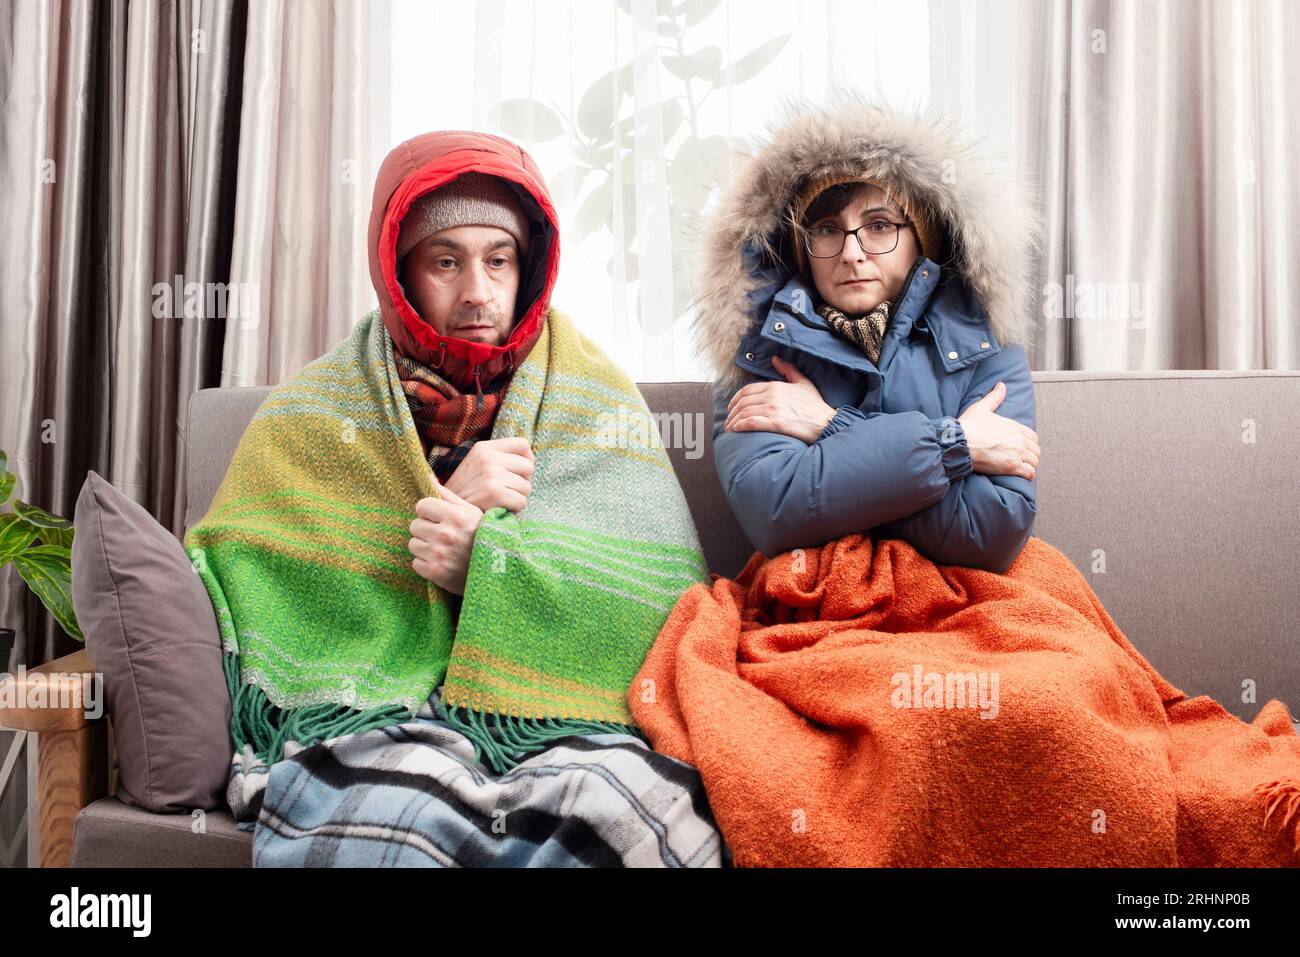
[228,685,727,867]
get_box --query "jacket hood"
[691,94,1043,391]
[367,131,561,390]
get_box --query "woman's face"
[805,183,919,314]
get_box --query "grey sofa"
[58,372,1300,865]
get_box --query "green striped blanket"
[184,307,708,773]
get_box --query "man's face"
[399,225,522,346]
[806,183,918,314]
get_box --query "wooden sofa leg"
[34,719,110,867]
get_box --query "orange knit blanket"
[628,534,1300,867]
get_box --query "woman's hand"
[444,437,534,513]
[409,481,484,596]
[723,356,836,443]
[957,381,1040,480]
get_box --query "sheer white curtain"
[929,0,1032,198]
[383,0,942,381]
[220,0,388,387]
[221,0,1297,386]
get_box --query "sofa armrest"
[0,649,101,731]
[0,648,112,866]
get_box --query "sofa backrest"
[186,372,1300,723]
[1028,369,1298,724]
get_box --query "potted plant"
[0,448,82,647]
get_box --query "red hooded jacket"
[366,131,562,390]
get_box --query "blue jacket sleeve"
[871,343,1038,573]
[712,376,975,558]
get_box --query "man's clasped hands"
[408,437,534,595]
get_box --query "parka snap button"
[947,350,958,360]
[745,352,755,361]
[980,341,990,349]
[773,321,785,332]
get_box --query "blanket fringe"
[225,652,414,767]
[1252,778,1300,859]
[442,703,645,774]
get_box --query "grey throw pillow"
[70,470,231,812]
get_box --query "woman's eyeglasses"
[801,220,914,258]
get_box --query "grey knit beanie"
[396,171,531,261]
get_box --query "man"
[187,129,711,803]
[384,170,544,596]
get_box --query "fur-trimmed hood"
[690,94,1043,391]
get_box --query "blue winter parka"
[692,100,1043,573]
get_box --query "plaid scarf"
[816,298,894,365]
[392,351,510,483]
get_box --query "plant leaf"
[670,134,731,195]
[664,45,722,82]
[11,499,74,530]
[0,449,15,506]
[549,165,593,205]
[696,133,732,182]
[13,544,83,641]
[38,525,74,550]
[717,35,790,86]
[0,513,40,565]
[661,55,698,82]
[696,46,722,79]
[488,98,565,142]
[579,66,633,141]
[598,99,684,161]
[572,179,613,241]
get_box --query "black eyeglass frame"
[798,219,917,259]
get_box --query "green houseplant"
[0,448,82,642]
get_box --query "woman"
[695,101,1041,572]
[629,97,1300,867]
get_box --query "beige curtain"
[0,0,247,670]
[1013,0,1300,370]
[0,0,247,869]
[218,0,382,387]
